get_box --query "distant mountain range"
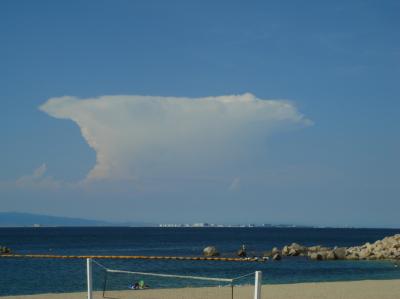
[0,212,154,227]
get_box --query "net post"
[254,271,262,299]
[87,258,93,299]
[102,270,108,298]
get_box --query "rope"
[0,254,261,262]
[232,272,255,281]
[92,259,109,270]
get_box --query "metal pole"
[102,270,108,298]
[87,258,93,299]
[254,271,262,299]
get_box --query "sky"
[0,0,399,227]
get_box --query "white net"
[91,259,256,299]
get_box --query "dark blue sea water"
[1,227,400,296]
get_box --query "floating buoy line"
[0,253,264,262]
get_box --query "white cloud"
[40,93,312,182]
[32,163,47,178]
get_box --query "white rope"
[92,259,109,271]
[106,269,233,283]
[232,272,255,281]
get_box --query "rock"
[376,252,385,259]
[288,248,300,256]
[309,252,323,260]
[282,243,307,256]
[345,253,359,260]
[271,247,280,255]
[290,243,303,250]
[291,243,307,255]
[319,247,332,252]
[321,251,330,260]
[263,247,280,258]
[272,253,282,261]
[359,249,372,259]
[309,252,317,260]
[282,245,290,256]
[308,245,321,253]
[203,246,219,257]
[333,247,347,259]
[326,251,337,260]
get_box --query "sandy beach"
[2,279,399,299]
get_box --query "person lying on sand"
[129,280,149,290]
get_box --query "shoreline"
[2,279,400,299]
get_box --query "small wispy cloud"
[15,164,62,189]
[0,164,63,190]
[228,177,241,191]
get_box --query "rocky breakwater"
[307,246,347,261]
[346,234,400,260]
[263,234,400,261]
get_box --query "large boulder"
[333,247,347,260]
[308,245,321,253]
[345,253,359,260]
[263,247,280,258]
[309,252,324,260]
[272,253,282,261]
[359,249,372,260]
[271,247,280,255]
[291,243,307,255]
[282,243,307,256]
[282,245,290,256]
[326,250,337,260]
[288,248,300,256]
[203,246,219,257]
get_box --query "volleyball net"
[89,259,262,299]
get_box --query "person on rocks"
[238,244,247,257]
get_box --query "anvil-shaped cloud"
[40,94,312,182]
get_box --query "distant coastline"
[0,212,153,227]
[0,212,399,229]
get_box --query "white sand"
[2,279,400,299]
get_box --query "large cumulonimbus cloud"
[40,93,312,182]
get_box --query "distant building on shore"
[159,222,258,228]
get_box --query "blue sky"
[1,0,399,227]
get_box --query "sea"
[1,227,400,296]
